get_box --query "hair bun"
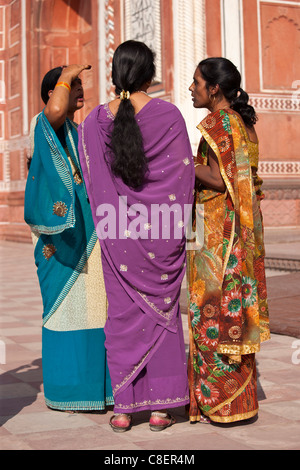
[199,57,257,126]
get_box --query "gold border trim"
[134,287,178,322]
[206,365,254,417]
[261,331,271,343]
[196,123,235,278]
[217,343,260,356]
[113,347,153,395]
[197,123,235,205]
[80,121,91,179]
[115,395,189,411]
[208,408,258,423]
[189,414,201,423]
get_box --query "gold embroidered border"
[196,123,236,279]
[260,330,271,343]
[189,415,201,423]
[113,346,154,395]
[217,343,260,356]
[80,121,91,179]
[65,119,79,161]
[115,395,189,411]
[197,123,235,206]
[134,287,178,322]
[113,303,179,395]
[208,408,258,423]
[206,363,254,417]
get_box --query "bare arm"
[44,64,91,132]
[195,147,226,192]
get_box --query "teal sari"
[24,111,113,410]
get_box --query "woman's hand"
[59,64,92,85]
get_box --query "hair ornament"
[120,90,130,101]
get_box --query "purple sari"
[78,98,194,413]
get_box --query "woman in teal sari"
[24,65,113,411]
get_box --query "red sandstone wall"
[0,0,299,242]
[205,0,300,232]
[0,0,100,242]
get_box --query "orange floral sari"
[187,108,270,423]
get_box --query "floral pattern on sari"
[187,109,270,423]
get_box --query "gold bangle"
[55,81,71,92]
[194,163,201,168]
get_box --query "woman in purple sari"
[78,40,194,432]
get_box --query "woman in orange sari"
[187,57,270,424]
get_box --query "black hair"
[41,66,63,104]
[198,57,257,127]
[27,66,64,168]
[110,40,156,189]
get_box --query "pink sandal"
[149,411,176,432]
[109,413,132,432]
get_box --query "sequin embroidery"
[42,244,57,260]
[53,201,67,217]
